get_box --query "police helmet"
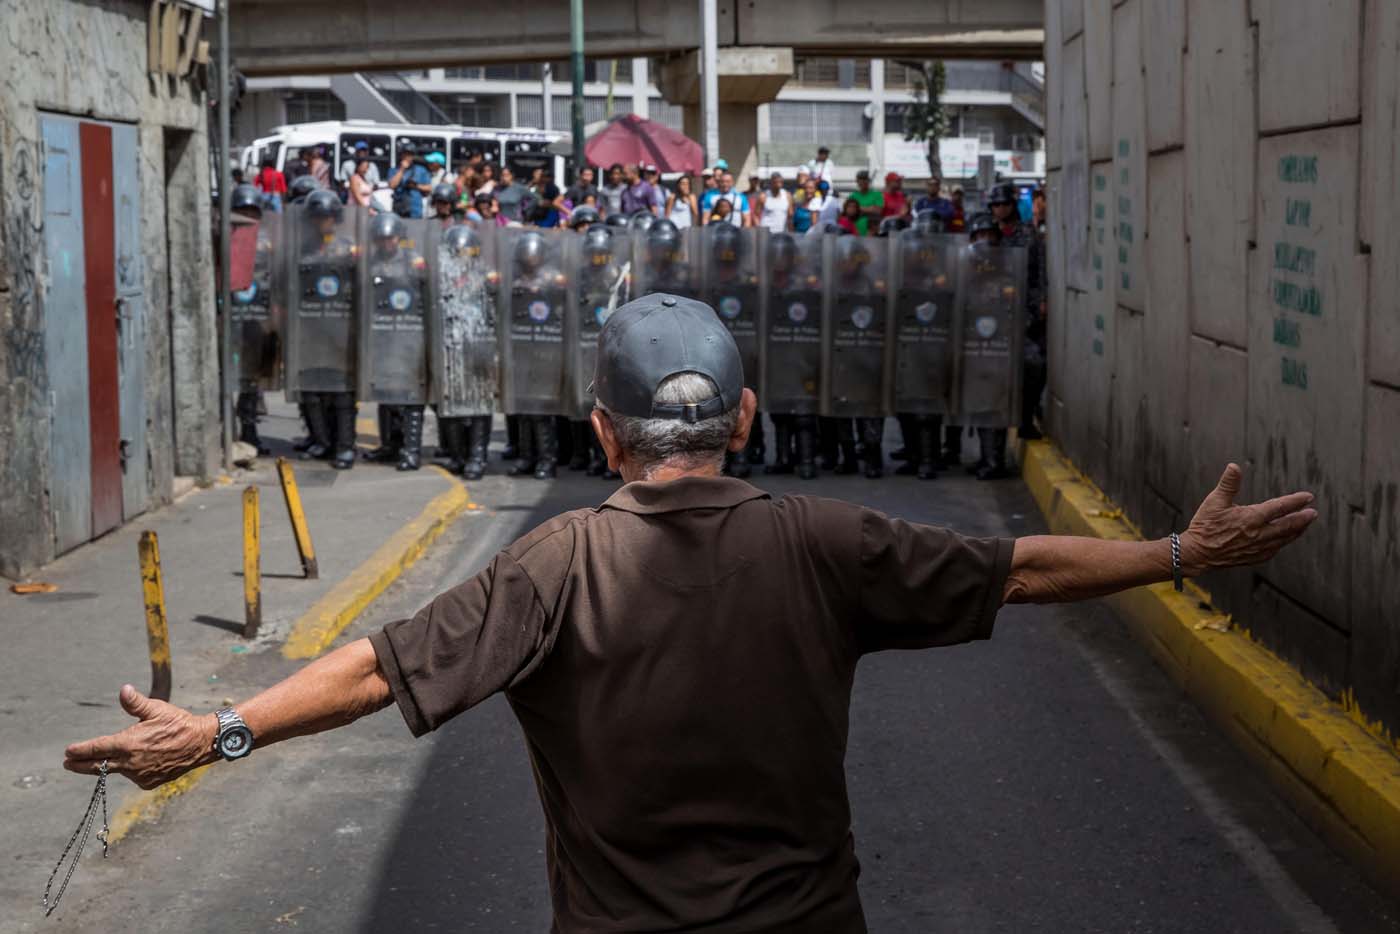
[987,182,1018,207]
[232,184,263,215]
[628,211,656,233]
[912,209,946,235]
[768,232,797,270]
[647,218,681,259]
[303,189,343,221]
[837,235,871,269]
[604,212,630,228]
[514,230,548,271]
[878,215,908,237]
[710,223,741,263]
[443,224,481,258]
[969,211,1000,238]
[431,182,457,205]
[289,174,320,203]
[582,225,613,263]
[370,212,405,244]
[569,205,601,229]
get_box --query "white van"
[240,119,568,189]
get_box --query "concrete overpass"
[229,0,1044,76]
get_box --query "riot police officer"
[642,218,696,297]
[431,182,459,226]
[506,231,565,479]
[570,223,626,479]
[360,212,430,471]
[961,208,1021,480]
[823,235,886,478]
[292,189,358,469]
[569,205,601,231]
[988,181,1048,442]
[230,184,278,456]
[705,224,762,478]
[890,225,956,480]
[763,232,823,479]
[288,173,320,206]
[436,224,499,480]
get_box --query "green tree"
[897,60,949,178]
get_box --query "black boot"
[942,423,964,469]
[796,417,819,480]
[533,416,558,479]
[397,406,424,471]
[293,403,314,452]
[892,414,917,462]
[568,421,590,471]
[835,441,859,475]
[976,428,1011,480]
[440,417,467,474]
[503,413,521,461]
[765,416,794,475]
[860,418,884,479]
[509,415,537,476]
[817,417,840,471]
[301,395,331,460]
[365,406,402,463]
[746,413,766,465]
[332,394,357,470]
[462,416,491,480]
[916,416,940,480]
[236,391,269,456]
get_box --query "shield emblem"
[315,275,340,298]
[850,305,874,330]
[528,300,552,322]
[719,295,742,320]
[915,301,938,324]
[975,315,999,339]
[389,288,413,312]
[594,305,611,326]
[232,282,258,304]
[787,301,808,323]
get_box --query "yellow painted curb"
[107,764,213,845]
[282,469,471,659]
[1021,439,1400,897]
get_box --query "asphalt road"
[22,449,1400,934]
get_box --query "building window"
[550,96,631,130]
[282,91,345,124]
[768,101,869,143]
[885,102,908,136]
[427,94,508,128]
[791,57,870,90]
[485,63,543,81]
[444,66,485,80]
[649,98,684,132]
[516,95,543,128]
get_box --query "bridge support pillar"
[658,47,793,179]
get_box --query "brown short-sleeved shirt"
[370,476,1013,933]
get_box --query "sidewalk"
[0,429,462,916]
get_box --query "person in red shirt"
[882,171,911,219]
[253,154,286,212]
[837,196,863,234]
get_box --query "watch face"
[219,725,254,760]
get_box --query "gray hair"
[596,372,739,478]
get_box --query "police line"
[231,202,1029,424]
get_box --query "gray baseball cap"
[591,294,744,421]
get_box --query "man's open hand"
[1180,464,1317,575]
[63,685,217,789]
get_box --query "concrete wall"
[1042,0,1400,736]
[0,0,219,577]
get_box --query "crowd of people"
[238,139,1048,482]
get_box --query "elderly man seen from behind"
[65,294,1316,934]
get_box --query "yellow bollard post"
[137,531,172,702]
[276,456,319,579]
[242,485,262,638]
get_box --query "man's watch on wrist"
[213,707,254,761]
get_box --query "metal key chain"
[41,760,111,916]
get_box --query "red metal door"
[80,121,123,538]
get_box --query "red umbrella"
[584,114,704,174]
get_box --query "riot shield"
[760,233,827,414]
[358,217,436,405]
[282,201,361,397]
[231,212,283,391]
[497,227,571,415]
[887,230,959,415]
[702,225,763,392]
[952,243,1027,426]
[570,226,631,418]
[636,223,701,298]
[821,235,890,417]
[431,224,500,417]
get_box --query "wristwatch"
[213,707,254,761]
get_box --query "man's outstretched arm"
[1002,464,1317,605]
[63,638,390,789]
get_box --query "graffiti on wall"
[2,131,47,388]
